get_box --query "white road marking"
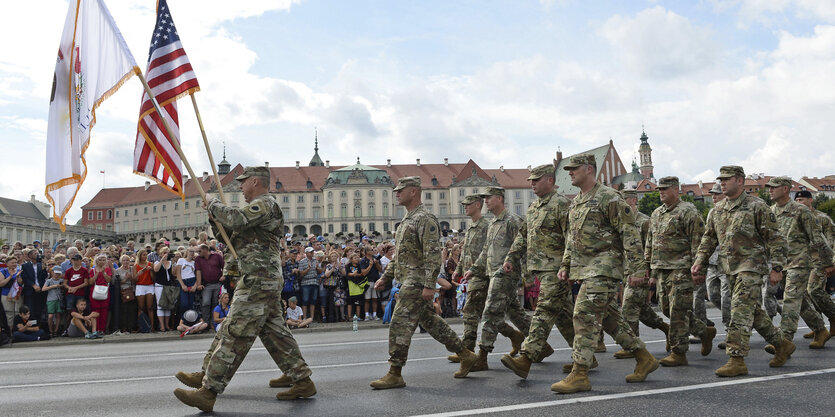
[410,367,835,417]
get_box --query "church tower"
[309,128,324,167]
[217,143,231,175]
[638,128,653,179]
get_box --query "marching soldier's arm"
[504,221,527,268]
[420,217,442,289]
[644,216,654,270]
[756,203,787,269]
[609,197,646,277]
[694,209,718,269]
[469,237,488,278]
[379,254,396,285]
[688,210,706,264]
[803,209,834,269]
[208,198,273,230]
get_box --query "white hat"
[304,247,314,253]
[183,310,198,322]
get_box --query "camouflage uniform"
[202,189,311,394]
[383,202,464,367]
[470,191,530,353]
[808,210,835,320]
[706,245,730,327]
[455,207,490,352]
[694,169,788,358]
[767,177,834,339]
[562,182,646,367]
[621,209,666,335]
[505,185,574,359]
[645,192,708,354]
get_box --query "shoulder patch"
[624,207,631,214]
[249,204,261,212]
[770,212,777,223]
[430,225,436,232]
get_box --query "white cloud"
[712,0,835,26]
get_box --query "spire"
[217,141,231,175]
[308,128,324,167]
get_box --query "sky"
[2,0,835,223]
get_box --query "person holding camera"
[360,246,383,320]
[153,246,175,332]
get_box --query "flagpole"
[189,94,227,205]
[136,72,239,260]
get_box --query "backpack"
[138,312,152,333]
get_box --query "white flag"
[45,0,140,230]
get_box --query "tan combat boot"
[276,377,316,400]
[454,348,477,378]
[764,344,776,354]
[175,370,204,389]
[269,373,293,388]
[658,322,671,352]
[803,330,815,339]
[507,329,525,357]
[769,339,796,368]
[447,353,461,363]
[562,356,598,373]
[531,343,554,363]
[809,329,830,349]
[595,338,607,353]
[173,387,217,412]
[625,348,659,382]
[715,356,748,377]
[500,353,532,379]
[659,351,688,367]
[613,349,635,359]
[470,349,489,372]
[551,363,591,394]
[370,366,406,389]
[701,326,717,356]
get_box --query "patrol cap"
[393,176,421,191]
[527,163,556,180]
[656,176,680,189]
[479,186,505,198]
[460,194,483,205]
[621,188,638,198]
[716,165,745,179]
[765,176,792,188]
[562,154,596,170]
[795,190,813,199]
[235,166,271,182]
[288,296,298,303]
[709,183,722,194]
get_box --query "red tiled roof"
[271,166,336,192]
[801,176,835,191]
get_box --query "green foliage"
[638,191,661,216]
[813,193,830,209]
[818,199,835,222]
[681,195,712,219]
[757,188,773,206]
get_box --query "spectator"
[195,244,224,330]
[524,275,541,311]
[213,292,230,332]
[13,305,48,342]
[175,247,197,317]
[20,248,48,326]
[296,247,321,322]
[61,247,79,272]
[285,296,312,329]
[115,255,137,334]
[1,256,23,330]
[360,246,383,320]
[177,309,208,336]
[67,297,99,339]
[63,254,89,317]
[346,254,365,320]
[88,254,112,337]
[134,250,155,329]
[321,253,343,323]
[43,266,65,337]
[282,249,299,302]
[153,247,175,331]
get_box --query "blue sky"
[2,0,835,223]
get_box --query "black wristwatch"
[771,265,783,273]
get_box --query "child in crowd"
[346,254,364,320]
[13,305,48,342]
[68,298,100,339]
[43,266,65,337]
[285,296,312,329]
[178,309,208,337]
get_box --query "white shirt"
[286,305,304,321]
[177,258,196,280]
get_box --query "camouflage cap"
[235,166,270,182]
[716,165,745,179]
[479,186,505,198]
[460,194,484,205]
[709,183,722,194]
[621,188,638,198]
[562,153,596,170]
[393,176,421,191]
[656,176,680,189]
[527,163,556,180]
[765,176,792,188]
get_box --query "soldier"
[174,166,315,412]
[448,194,524,364]
[645,176,716,366]
[500,163,573,379]
[692,165,794,377]
[551,154,658,394]
[370,176,477,389]
[794,190,835,340]
[766,177,835,349]
[705,183,730,350]
[614,188,670,359]
[461,186,530,371]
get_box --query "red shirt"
[194,252,224,284]
[64,266,89,296]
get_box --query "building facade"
[1,196,115,245]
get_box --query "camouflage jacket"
[636,211,650,247]
[454,216,489,289]
[814,210,835,247]
[561,183,646,280]
[505,190,569,272]
[208,194,283,278]
[470,209,523,280]
[771,200,834,270]
[695,192,787,275]
[380,204,441,289]
[646,200,705,270]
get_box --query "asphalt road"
[2,307,834,416]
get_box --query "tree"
[813,193,830,209]
[638,191,661,216]
[818,199,835,222]
[681,195,712,219]
[757,188,773,206]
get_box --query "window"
[425,204,433,213]
[383,222,389,232]
[328,205,334,218]
[107,210,112,219]
[354,190,361,198]
[175,202,179,210]
[153,205,157,213]
[340,204,347,217]
[473,188,479,194]
[313,207,321,219]
[515,204,524,216]
[162,204,166,212]
[97,211,102,220]
[368,205,375,217]
[313,195,319,203]
[152,218,157,229]
[134,208,138,215]
[529,191,535,199]
[383,190,388,198]
[515,191,521,199]
[341,223,348,232]
[231,193,239,203]
[341,191,347,198]
[114,223,119,232]
[174,216,179,227]
[144,207,148,214]
[133,220,138,231]
[328,191,333,201]
[87,211,93,220]
[368,190,375,198]
[354,204,362,217]
[298,195,304,203]
[425,192,432,200]
[282,207,290,217]
[383,203,389,217]
[459,205,466,215]
[282,196,289,203]
[162,218,167,228]
[439,192,446,200]
[297,208,305,219]
[459,189,465,197]
[328,224,334,233]
[115,210,119,218]
[644,184,650,190]
[460,221,467,231]
[396,207,404,218]
[96,224,102,231]
[354,223,362,232]
[184,214,190,225]
[143,219,149,230]
[440,206,447,216]
[368,222,376,232]
[185,202,189,209]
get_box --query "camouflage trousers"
[780,268,826,338]
[706,266,730,327]
[521,271,574,359]
[202,275,311,394]
[460,282,488,351]
[479,274,530,352]
[656,269,708,353]
[808,268,835,320]
[571,276,644,367]
[693,281,709,323]
[389,285,463,367]
[621,282,666,336]
[726,272,783,357]
[763,277,782,318]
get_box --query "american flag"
[133,0,199,196]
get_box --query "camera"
[36,254,43,263]
[167,253,175,260]
[374,254,382,261]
